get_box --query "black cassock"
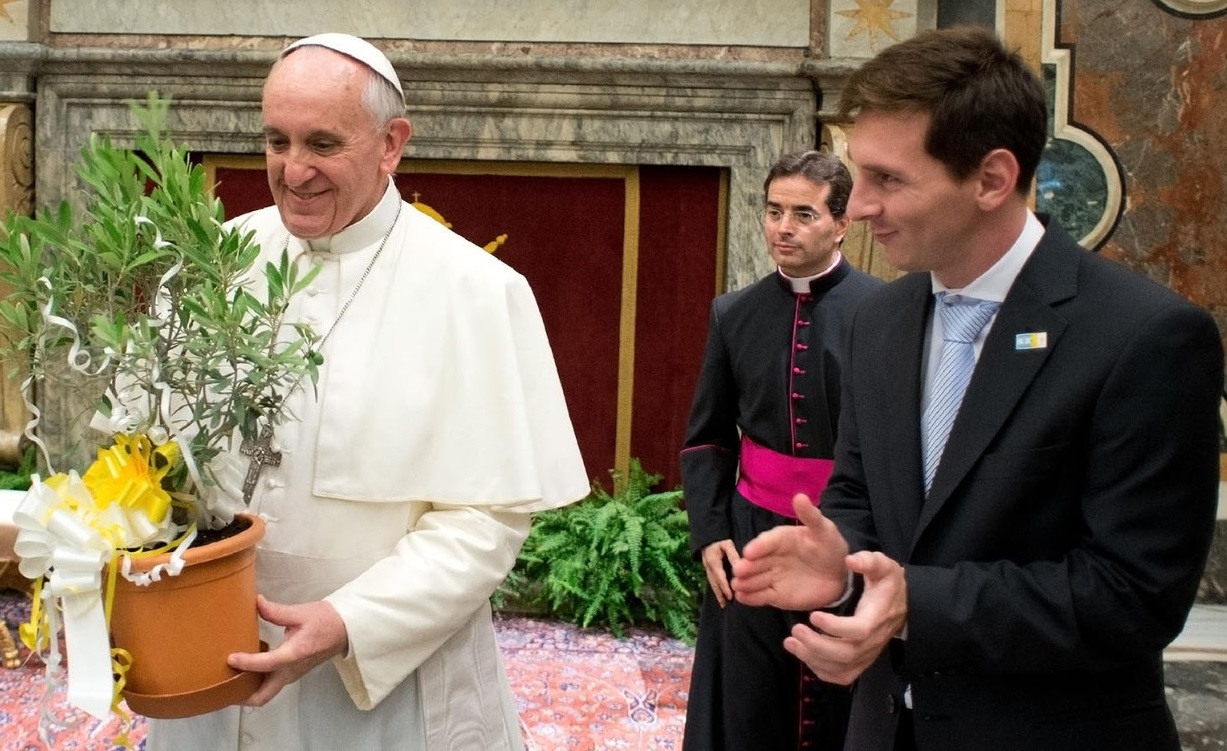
[681,258,881,751]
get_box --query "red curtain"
[632,166,722,490]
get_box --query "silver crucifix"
[240,425,282,503]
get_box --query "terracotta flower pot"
[108,512,265,719]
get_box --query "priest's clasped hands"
[731,494,908,686]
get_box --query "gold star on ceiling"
[837,0,911,51]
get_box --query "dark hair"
[838,26,1048,193]
[763,150,853,217]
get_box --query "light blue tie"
[922,293,1000,494]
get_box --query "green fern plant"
[0,444,34,491]
[496,458,704,642]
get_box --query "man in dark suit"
[731,26,1224,751]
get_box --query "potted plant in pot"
[0,94,320,725]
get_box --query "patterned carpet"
[0,592,693,750]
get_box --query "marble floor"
[4,595,1225,750]
[1166,603,1227,661]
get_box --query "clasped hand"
[701,539,741,608]
[731,493,908,685]
[227,595,350,707]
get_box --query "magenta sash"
[735,436,833,518]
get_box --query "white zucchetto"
[282,32,404,98]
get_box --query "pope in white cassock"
[144,33,590,751]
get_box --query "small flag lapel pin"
[1015,332,1048,350]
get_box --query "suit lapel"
[914,223,1080,544]
[882,277,930,548]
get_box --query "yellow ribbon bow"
[81,433,180,527]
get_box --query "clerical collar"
[778,252,844,294]
[302,178,401,255]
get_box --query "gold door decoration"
[408,191,508,253]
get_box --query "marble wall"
[46,0,810,47]
[1056,1,1227,340]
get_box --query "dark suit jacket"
[822,217,1223,751]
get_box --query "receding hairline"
[263,46,407,129]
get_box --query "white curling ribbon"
[146,424,169,446]
[37,277,113,376]
[134,214,174,250]
[12,479,117,720]
[20,374,55,475]
[155,378,176,441]
[137,218,183,331]
[89,386,146,436]
[203,450,248,521]
[180,449,246,532]
[119,525,197,586]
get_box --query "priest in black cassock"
[680,150,881,751]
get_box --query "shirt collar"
[931,210,1044,303]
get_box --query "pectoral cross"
[240,425,282,503]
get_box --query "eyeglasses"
[761,207,822,227]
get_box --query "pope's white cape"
[258,194,590,512]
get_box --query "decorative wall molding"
[0,101,31,436]
[1036,0,1125,250]
[5,43,833,293]
[0,102,30,217]
[1152,0,1227,19]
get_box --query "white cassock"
[145,179,590,751]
